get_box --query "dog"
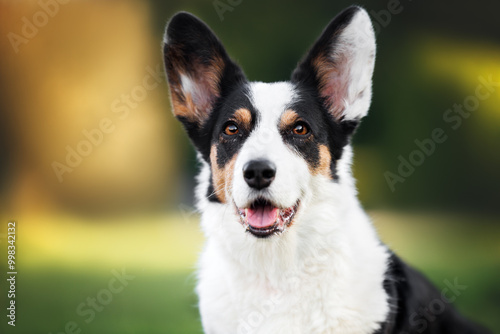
[162,6,491,334]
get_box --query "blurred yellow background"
[0,0,499,333]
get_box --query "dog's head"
[163,6,376,239]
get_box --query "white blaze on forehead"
[249,81,296,121]
[243,81,296,155]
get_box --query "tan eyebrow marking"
[279,109,300,130]
[232,108,252,128]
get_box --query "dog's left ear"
[292,6,376,123]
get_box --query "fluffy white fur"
[336,8,376,121]
[193,9,390,334]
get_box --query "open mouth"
[237,198,299,238]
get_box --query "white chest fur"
[195,171,391,334]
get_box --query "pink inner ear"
[196,70,220,112]
[179,59,224,123]
[315,53,351,120]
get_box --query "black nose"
[243,160,276,190]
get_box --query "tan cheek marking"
[311,144,332,178]
[280,109,300,130]
[233,108,252,129]
[210,145,238,203]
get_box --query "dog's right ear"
[163,12,246,150]
[291,6,376,124]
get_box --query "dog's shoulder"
[377,253,492,334]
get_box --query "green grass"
[1,268,202,334]
[1,211,499,333]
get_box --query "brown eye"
[293,122,309,136]
[224,123,239,136]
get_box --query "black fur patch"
[163,12,247,163]
[374,253,492,334]
[211,85,257,168]
[164,12,252,203]
[283,88,358,179]
[205,84,258,202]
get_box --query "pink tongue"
[247,206,279,228]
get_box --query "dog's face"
[163,6,376,238]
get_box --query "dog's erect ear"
[292,6,376,122]
[163,12,246,127]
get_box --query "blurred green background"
[0,0,499,333]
